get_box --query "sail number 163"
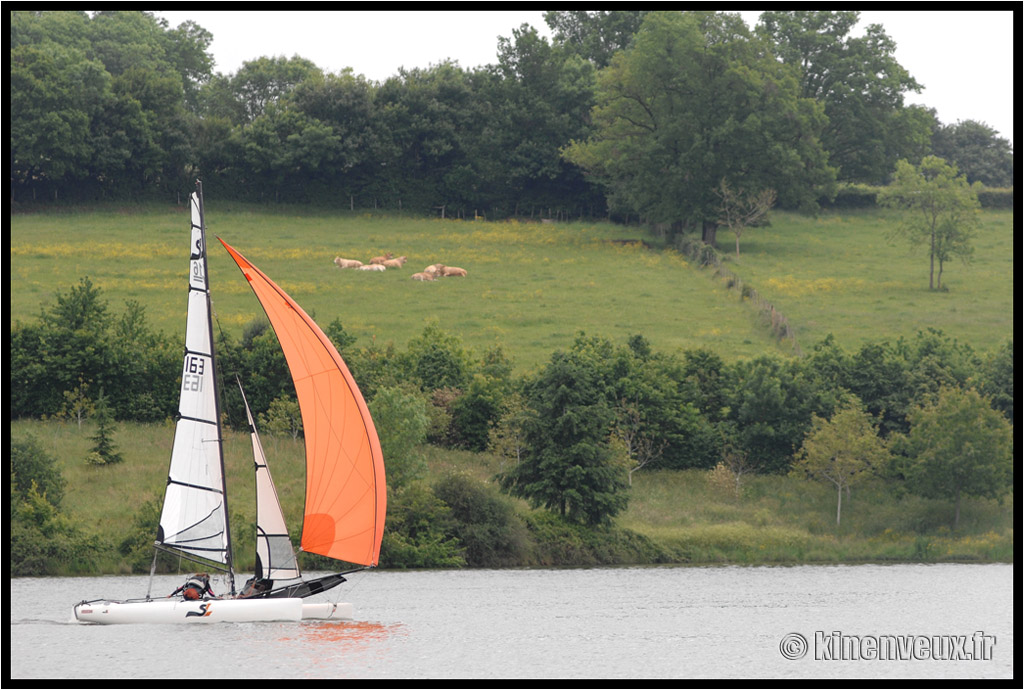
[183,355,205,392]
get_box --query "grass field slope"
[723,209,1014,356]
[9,205,1013,371]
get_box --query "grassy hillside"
[721,209,1014,355]
[11,205,1013,374]
[10,417,1014,571]
[10,204,774,373]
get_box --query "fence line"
[674,236,802,356]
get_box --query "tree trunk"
[929,229,936,290]
[836,483,843,525]
[702,220,718,247]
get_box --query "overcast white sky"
[154,10,1015,144]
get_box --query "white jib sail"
[240,383,300,581]
[157,191,229,564]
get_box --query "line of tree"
[11,11,1013,224]
[10,278,1014,534]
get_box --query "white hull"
[74,598,303,624]
[302,602,354,620]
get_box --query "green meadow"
[9,205,1014,570]
[10,204,778,373]
[10,205,1013,372]
[722,209,1014,355]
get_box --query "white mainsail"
[238,381,300,581]
[157,188,231,567]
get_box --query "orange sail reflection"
[299,620,406,644]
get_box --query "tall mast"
[195,180,236,595]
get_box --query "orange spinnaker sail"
[220,239,386,566]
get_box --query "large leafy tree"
[10,277,112,417]
[9,40,110,197]
[609,340,720,471]
[879,156,981,291]
[401,322,474,392]
[490,24,600,216]
[757,11,932,183]
[215,321,292,430]
[931,119,1015,188]
[10,277,179,422]
[726,355,834,474]
[160,18,214,112]
[369,386,430,492]
[108,300,178,422]
[235,105,341,202]
[976,339,1013,424]
[10,11,214,199]
[896,387,1013,529]
[288,69,388,203]
[85,12,204,194]
[87,10,177,76]
[501,336,629,526]
[545,10,650,68]
[224,55,322,124]
[564,11,835,244]
[375,62,482,212]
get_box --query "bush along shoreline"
[10,420,1013,577]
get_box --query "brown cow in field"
[382,256,408,269]
[369,252,394,265]
[440,266,467,277]
[411,272,435,281]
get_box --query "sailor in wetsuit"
[169,573,216,600]
[236,577,273,598]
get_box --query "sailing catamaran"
[74,182,386,624]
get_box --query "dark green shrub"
[10,486,105,575]
[10,435,66,507]
[821,184,880,208]
[378,485,465,568]
[976,187,1013,209]
[433,473,532,567]
[521,512,670,566]
[449,377,505,451]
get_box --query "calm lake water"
[10,564,1014,680]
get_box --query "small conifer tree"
[88,390,123,465]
